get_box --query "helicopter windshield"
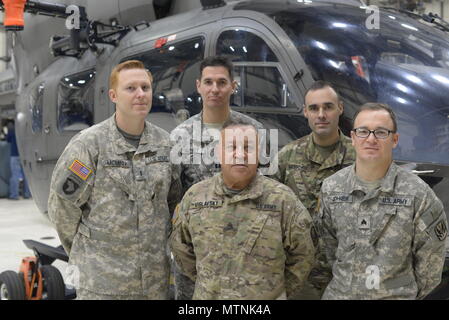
[236,2,449,166]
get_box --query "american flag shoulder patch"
[69,159,92,181]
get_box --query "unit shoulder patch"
[434,220,448,241]
[55,172,86,202]
[62,175,80,195]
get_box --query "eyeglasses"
[352,128,395,139]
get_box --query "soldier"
[170,55,263,299]
[48,60,181,300]
[170,121,315,299]
[274,80,355,299]
[318,103,447,299]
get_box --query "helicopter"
[0,0,448,298]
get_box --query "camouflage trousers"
[76,288,149,300]
[173,261,195,300]
[291,280,324,300]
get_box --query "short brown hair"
[200,56,234,81]
[304,80,340,102]
[109,60,153,90]
[353,102,397,132]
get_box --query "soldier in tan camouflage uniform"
[275,81,355,299]
[170,56,263,299]
[317,103,447,299]
[48,60,182,300]
[170,122,315,299]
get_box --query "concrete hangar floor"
[0,198,68,281]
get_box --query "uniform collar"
[347,162,398,195]
[305,130,349,170]
[190,109,236,145]
[213,172,264,203]
[109,114,160,155]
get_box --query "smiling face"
[218,124,259,190]
[109,68,153,122]
[304,86,343,142]
[351,109,399,165]
[196,66,236,111]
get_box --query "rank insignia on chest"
[379,196,412,206]
[358,216,370,230]
[329,194,353,203]
[69,159,92,181]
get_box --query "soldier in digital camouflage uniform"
[275,81,355,299]
[317,103,447,299]
[170,56,263,299]
[48,60,182,300]
[170,122,315,299]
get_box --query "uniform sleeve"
[413,191,447,299]
[273,146,288,183]
[169,126,191,196]
[167,162,182,217]
[47,140,95,255]
[169,195,197,282]
[315,191,337,287]
[283,198,316,299]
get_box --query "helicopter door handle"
[282,83,287,107]
[35,152,57,163]
[36,157,58,163]
[412,170,435,174]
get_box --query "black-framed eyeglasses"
[352,127,395,139]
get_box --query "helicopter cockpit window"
[128,37,205,117]
[57,69,95,132]
[216,30,294,108]
[231,64,295,108]
[30,82,44,133]
[235,2,449,165]
[216,29,278,62]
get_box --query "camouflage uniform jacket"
[48,114,182,297]
[170,110,263,194]
[318,162,448,299]
[169,173,316,299]
[275,131,355,217]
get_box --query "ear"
[303,104,309,119]
[196,79,201,93]
[231,80,238,93]
[351,130,356,147]
[338,101,344,115]
[109,89,117,103]
[392,132,399,149]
